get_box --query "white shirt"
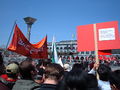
[88,69,111,90]
[98,80,111,90]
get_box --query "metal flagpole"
[6,20,17,49]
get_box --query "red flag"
[7,24,48,59]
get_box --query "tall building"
[47,40,95,59]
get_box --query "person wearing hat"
[0,63,19,89]
[63,64,71,71]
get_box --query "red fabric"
[90,62,94,70]
[0,74,7,79]
[7,25,48,59]
[77,21,120,52]
[98,50,112,55]
[110,56,116,61]
[102,56,110,61]
[0,74,17,82]
[98,55,103,60]
[75,56,79,60]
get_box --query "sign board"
[77,21,120,51]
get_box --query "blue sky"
[0,0,120,47]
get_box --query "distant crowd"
[0,53,120,90]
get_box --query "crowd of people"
[0,53,120,90]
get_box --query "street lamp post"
[23,17,37,41]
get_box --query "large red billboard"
[77,21,120,52]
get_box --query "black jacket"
[34,84,57,90]
[0,81,10,90]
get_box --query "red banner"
[7,24,48,59]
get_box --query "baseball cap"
[6,63,19,74]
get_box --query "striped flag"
[58,57,63,67]
[51,36,63,67]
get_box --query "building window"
[91,51,95,54]
[81,52,84,54]
[64,47,67,49]
[68,47,71,49]
[86,51,89,54]
[72,47,75,49]
[60,47,63,49]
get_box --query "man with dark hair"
[12,59,39,90]
[97,64,112,90]
[56,69,88,90]
[35,63,64,90]
[89,63,112,90]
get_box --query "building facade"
[1,40,120,61]
[47,40,95,59]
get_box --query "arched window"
[56,47,59,49]
[72,47,75,49]
[64,47,67,49]
[68,47,71,49]
[60,47,63,49]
